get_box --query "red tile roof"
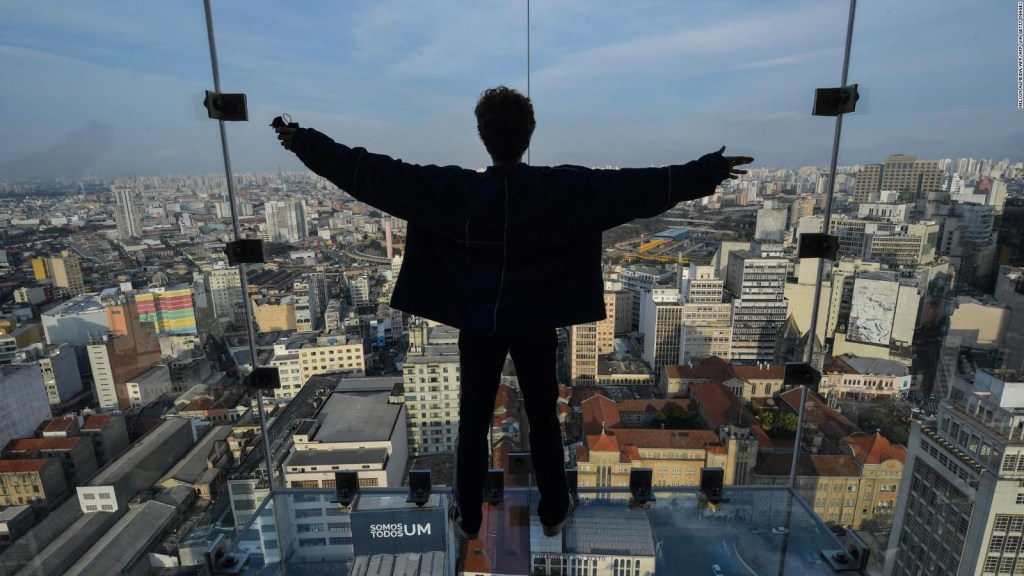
[4,437,80,452]
[41,417,77,434]
[580,395,622,436]
[665,356,785,384]
[0,459,48,473]
[588,432,620,453]
[81,415,110,430]
[183,397,214,412]
[756,453,862,477]
[843,432,907,465]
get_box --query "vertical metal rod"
[789,0,858,489]
[202,0,277,491]
[526,0,531,166]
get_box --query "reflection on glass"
[0,0,1019,574]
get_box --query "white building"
[269,333,366,400]
[640,288,684,374]
[265,199,307,243]
[37,343,82,405]
[282,377,408,490]
[41,294,108,346]
[403,323,460,456]
[725,250,789,364]
[112,185,143,241]
[886,368,1024,576]
[125,364,172,408]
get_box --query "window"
[294,508,324,518]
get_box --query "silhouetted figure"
[276,86,752,539]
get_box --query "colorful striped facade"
[135,285,198,335]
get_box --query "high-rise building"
[677,265,732,365]
[755,201,788,242]
[134,284,198,336]
[726,250,789,364]
[886,368,1024,576]
[403,322,461,456]
[87,302,162,412]
[569,292,616,383]
[47,251,85,296]
[640,288,685,374]
[203,267,245,326]
[348,274,370,307]
[853,155,944,203]
[269,333,365,399]
[265,199,307,243]
[293,273,328,332]
[618,267,673,332]
[112,185,143,241]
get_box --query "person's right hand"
[276,126,298,151]
[715,146,754,179]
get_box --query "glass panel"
[212,487,846,576]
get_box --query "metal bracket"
[483,469,504,505]
[244,366,280,390]
[204,90,249,121]
[407,470,431,506]
[812,84,859,116]
[797,233,840,261]
[333,471,360,507]
[225,239,265,266]
[700,467,725,505]
[785,362,822,393]
[629,468,655,506]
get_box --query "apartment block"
[0,458,68,510]
[887,368,1024,576]
[403,323,461,456]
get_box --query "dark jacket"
[291,128,731,334]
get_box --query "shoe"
[542,495,575,537]
[448,501,479,540]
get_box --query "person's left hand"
[276,126,298,151]
[715,146,754,179]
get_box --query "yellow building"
[574,395,731,488]
[252,296,297,332]
[31,258,50,280]
[751,432,905,529]
[0,458,69,510]
[47,251,85,295]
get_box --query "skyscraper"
[265,199,307,243]
[112,185,143,241]
[852,155,944,203]
[640,288,685,374]
[403,322,461,456]
[885,368,1024,576]
[47,251,85,296]
[569,291,616,382]
[726,249,789,364]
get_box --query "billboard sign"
[847,278,899,346]
[350,504,447,556]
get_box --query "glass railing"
[2,2,1020,576]
[191,486,869,576]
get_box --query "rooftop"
[0,459,48,473]
[843,432,907,465]
[4,437,81,453]
[80,415,110,430]
[286,447,389,468]
[756,453,863,477]
[313,387,403,444]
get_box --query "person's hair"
[474,86,535,164]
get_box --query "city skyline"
[1,1,1022,180]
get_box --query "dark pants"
[455,328,570,530]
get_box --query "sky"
[0,1,1021,180]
